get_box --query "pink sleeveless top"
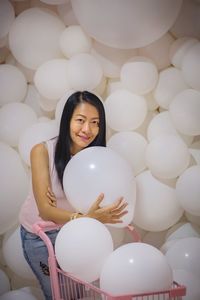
[19,137,74,232]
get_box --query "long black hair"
[55,91,106,187]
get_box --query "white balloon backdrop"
[0,0,200,297]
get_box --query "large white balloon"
[34,59,70,100]
[100,242,173,295]
[153,67,188,109]
[18,120,58,166]
[176,166,200,216]
[0,269,10,296]
[0,142,29,234]
[0,64,27,106]
[165,237,200,278]
[2,227,35,280]
[66,53,103,91]
[134,171,184,231]
[71,0,182,49]
[55,217,113,282]
[169,89,200,136]
[120,57,158,95]
[0,102,37,147]
[59,25,92,58]
[63,146,136,227]
[105,89,147,131]
[107,131,147,176]
[9,8,65,70]
[181,42,200,90]
[145,134,190,179]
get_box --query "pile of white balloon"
[0,0,200,299]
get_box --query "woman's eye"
[76,118,84,123]
[91,120,99,126]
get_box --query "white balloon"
[71,0,182,49]
[134,171,183,231]
[107,131,147,176]
[2,227,35,280]
[55,218,113,282]
[165,222,200,242]
[67,53,103,91]
[145,134,190,179]
[173,269,200,300]
[153,67,188,109]
[147,111,193,146]
[9,8,65,70]
[176,166,200,216]
[63,146,136,227]
[100,242,173,295]
[165,237,200,278]
[0,290,37,300]
[169,89,200,136]
[181,42,200,90]
[34,59,70,100]
[105,89,147,131]
[0,142,29,234]
[0,102,37,147]
[0,0,15,39]
[59,25,92,58]
[18,120,58,166]
[0,64,27,106]
[169,37,199,69]
[120,57,158,95]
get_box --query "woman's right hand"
[86,193,128,224]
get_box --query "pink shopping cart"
[32,221,186,300]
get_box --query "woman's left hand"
[46,187,57,207]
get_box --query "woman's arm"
[31,143,73,224]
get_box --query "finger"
[111,203,128,214]
[89,193,104,211]
[47,187,55,196]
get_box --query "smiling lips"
[78,135,91,142]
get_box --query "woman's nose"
[81,122,91,133]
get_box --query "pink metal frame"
[32,221,186,300]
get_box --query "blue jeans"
[20,225,59,300]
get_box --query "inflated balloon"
[134,170,183,231]
[59,25,92,58]
[71,0,182,49]
[181,42,200,90]
[0,290,37,300]
[0,142,29,235]
[147,111,193,146]
[0,102,37,147]
[63,146,136,227]
[169,89,200,136]
[66,53,103,90]
[34,59,70,100]
[169,37,199,68]
[100,242,173,295]
[165,237,200,278]
[0,64,27,106]
[107,131,147,176]
[153,67,188,109]
[145,134,190,179]
[176,166,200,216]
[173,269,200,300]
[105,89,147,131]
[2,227,35,280]
[55,217,113,282]
[120,57,158,95]
[9,8,65,69]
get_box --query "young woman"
[19,91,128,299]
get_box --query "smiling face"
[69,102,100,155]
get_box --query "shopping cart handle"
[32,221,62,234]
